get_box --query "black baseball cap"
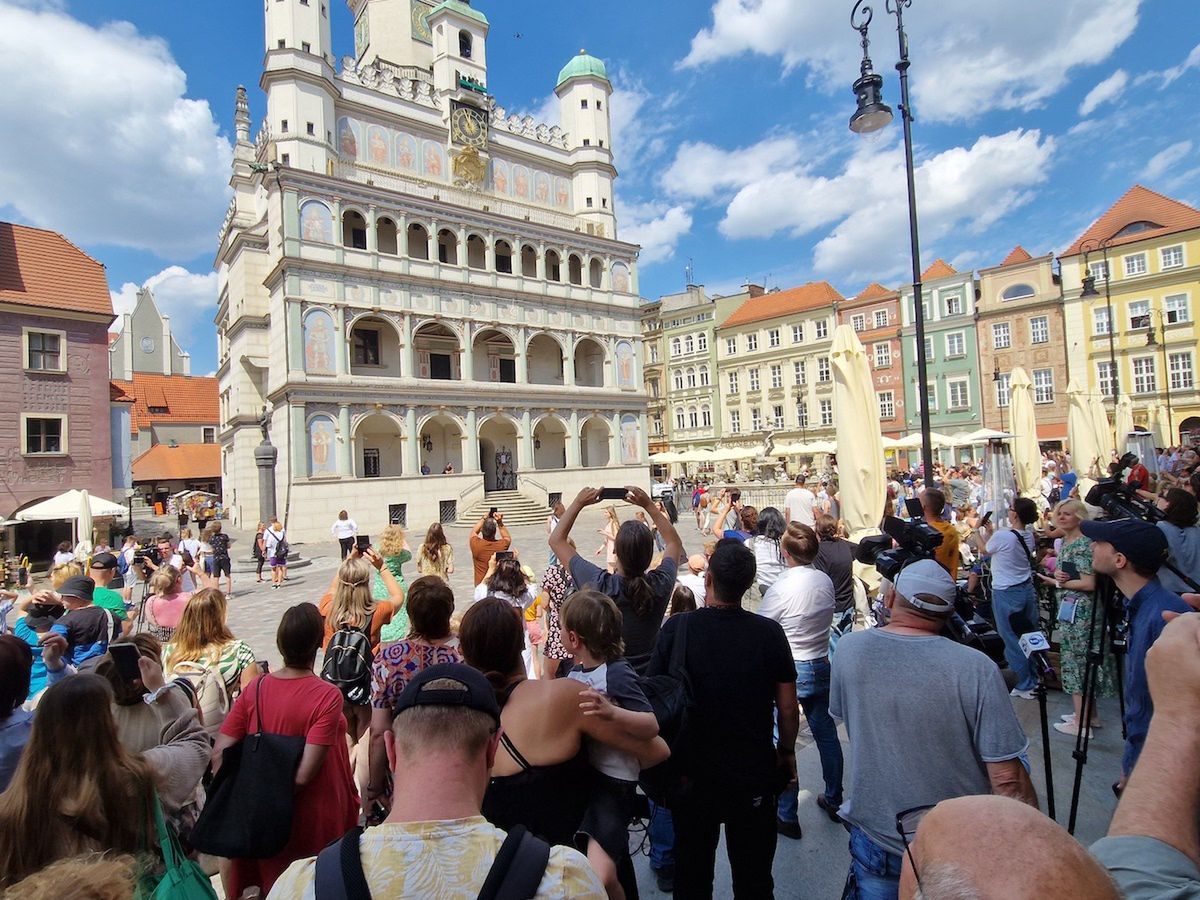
[1080,519,1168,571]
[392,663,501,726]
[24,602,64,630]
[59,575,95,603]
[89,552,118,571]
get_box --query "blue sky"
[1,0,1197,376]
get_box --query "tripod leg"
[1068,575,1110,835]
[1037,679,1055,821]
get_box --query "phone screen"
[109,644,143,683]
[980,511,994,526]
[496,550,514,561]
[599,488,627,501]
[356,535,371,550]
[904,498,924,519]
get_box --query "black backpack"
[637,614,694,808]
[321,623,373,705]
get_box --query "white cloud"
[680,0,1143,123]
[0,3,232,258]
[660,136,804,200]
[1158,42,1200,87]
[1140,140,1194,182]
[111,267,220,352]
[1078,70,1128,117]
[709,129,1054,283]
[618,198,693,267]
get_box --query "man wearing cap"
[830,559,1035,899]
[269,663,603,898]
[29,576,114,667]
[785,474,817,528]
[88,552,131,637]
[1080,518,1191,783]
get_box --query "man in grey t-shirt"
[830,559,1035,899]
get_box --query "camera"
[1085,452,1164,523]
[853,516,944,582]
[132,545,161,568]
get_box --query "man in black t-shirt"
[647,539,800,898]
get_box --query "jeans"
[991,579,1039,691]
[673,790,778,899]
[648,799,674,871]
[778,658,844,825]
[829,609,854,657]
[843,826,903,900]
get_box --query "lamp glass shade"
[850,72,893,134]
[1080,274,1100,298]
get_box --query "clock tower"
[429,1,489,97]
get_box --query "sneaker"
[1010,688,1036,700]
[1062,713,1102,728]
[816,795,842,823]
[776,818,802,840]
[1053,720,1094,739]
[654,866,675,893]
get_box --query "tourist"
[7,592,64,702]
[747,506,787,596]
[595,505,620,571]
[539,545,575,678]
[366,576,462,818]
[253,522,267,583]
[141,565,191,644]
[420,460,431,475]
[1155,488,1200,594]
[812,513,856,653]
[677,554,708,600]
[474,555,536,609]
[376,524,413,596]
[87,552,131,638]
[415,521,455,582]
[692,483,707,531]
[0,635,34,791]
[920,488,961,580]
[980,497,1040,699]
[711,489,743,536]
[469,512,512,585]
[52,541,75,566]
[547,501,566,566]
[265,518,288,589]
[206,520,234,597]
[331,509,359,559]
[784,474,817,527]
[27,575,114,666]
[443,462,455,474]
[668,584,696,616]
[551,486,683,674]
[212,603,359,899]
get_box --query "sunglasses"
[896,804,935,892]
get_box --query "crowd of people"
[1,450,1199,898]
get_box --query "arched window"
[407,223,430,260]
[1001,283,1035,301]
[437,229,459,265]
[466,234,487,270]
[568,254,583,286]
[670,338,681,356]
[495,240,513,274]
[520,244,537,277]
[688,406,699,428]
[341,210,367,249]
[675,407,685,430]
[673,369,683,391]
[459,30,473,59]
[697,333,708,352]
[545,250,562,282]
[684,335,694,354]
[376,217,398,255]
[686,367,696,388]
[699,365,710,387]
[589,258,603,288]
[701,404,712,427]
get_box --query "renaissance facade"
[216,0,646,539]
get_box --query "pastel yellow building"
[1061,185,1200,444]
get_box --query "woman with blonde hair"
[415,521,454,582]
[595,506,620,571]
[48,561,82,590]
[140,565,191,643]
[374,526,412,643]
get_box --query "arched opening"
[580,416,611,469]
[472,328,517,383]
[376,217,399,255]
[349,316,401,377]
[1001,283,1035,301]
[533,416,567,470]
[407,223,430,259]
[342,210,367,250]
[458,29,473,59]
[568,253,583,286]
[437,229,459,265]
[495,240,513,274]
[421,413,464,475]
[520,244,537,277]
[478,415,518,491]
[412,322,461,380]
[466,233,487,270]
[1180,416,1200,443]
[589,258,603,288]
[353,413,403,479]
[575,338,605,387]
[527,333,564,385]
[545,250,562,282]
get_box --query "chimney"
[742,282,765,298]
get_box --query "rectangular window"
[746,334,758,351]
[873,309,888,328]
[726,337,736,355]
[352,329,381,365]
[1093,307,1111,335]
[202,426,216,444]
[748,368,760,391]
[728,371,739,394]
[388,503,408,527]
[851,314,866,332]
[1124,253,1147,277]
[817,357,831,382]
[815,320,828,339]
[770,364,783,389]
[306,121,314,135]
[580,99,588,109]
[792,324,804,343]
[1097,361,1115,398]
[1089,260,1109,282]
[995,373,1011,408]
[24,329,64,371]
[1030,316,1049,344]
[797,401,809,427]
[697,333,708,351]
[1169,352,1194,390]
[301,41,311,53]
[649,344,659,363]
[945,332,965,357]
[819,399,833,426]
[920,336,935,361]
[926,382,939,412]
[1129,300,1150,330]
[992,322,1011,349]
[751,408,762,431]
[945,294,963,316]
[768,328,780,347]
[874,342,891,368]
[688,408,698,428]
[878,390,895,419]
[1161,245,1184,269]
[948,378,969,410]
[1033,368,1055,404]
[729,410,740,433]
[23,415,65,455]
[773,405,785,429]
[794,360,806,385]
[1133,356,1157,394]
[1166,293,1190,324]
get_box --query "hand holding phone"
[980,511,994,527]
[109,643,143,684]
[355,534,371,551]
[598,487,627,501]
[496,550,514,561]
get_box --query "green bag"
[137,792,218,900]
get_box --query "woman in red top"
[210,603,358,899]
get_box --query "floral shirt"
[370,638,462,712]
[162,638,257,693]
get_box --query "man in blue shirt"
[1080,518,1191,781]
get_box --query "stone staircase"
[455,490,549,528]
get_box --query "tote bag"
[189,675,305,859]
[137,791,218,900]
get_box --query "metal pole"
[1102,243,1119,448]
[1159,311,1173,443]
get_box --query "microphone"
[1009,612,1054,681]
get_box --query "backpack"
[637,614,694,808]
[170,658,232,736]
[321,623,374,705]
[270,530,289,559]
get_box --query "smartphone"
[496,550,514,561]
[256,659,271,675]
[489,507,498,517]
[980,510,994,526]
[109,643,143,683]
[355,534,371,551]
[1061,561,1080,580]
[904,498,924,519]
[599,487,628,501]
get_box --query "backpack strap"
[476,825,550,900]
[315,826,371,900]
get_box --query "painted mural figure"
[368,126,389,165]
[612,263,630,294]
[396,133,416,171]
[615,340,635,389]
[424,141,444,177]
[620,415,640,465]
[309,417,336,475]
[301,201,333,243]
[304,311,335,374]
[338,119,358,158]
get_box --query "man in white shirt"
[677,554,708,601]
[784,475,817,527]
[980,497,1040,699]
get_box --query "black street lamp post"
[1146,309,1173,443]
[993,360,1006,432]
[1079,238,1119,446]
[849,0,934,479]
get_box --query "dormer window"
[581,99,588,109]
[459,30,472,59]
[1114,220,1163,238]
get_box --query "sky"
[1,0,1197,376]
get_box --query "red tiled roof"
[852,282,897,301]
[920,259,957,281]
[110,381,134,404]
[132,443,221,483]
[1062,185,1200,257]
[110,373,219,435]
[999,246,1032,267]
[722,281,843,328]
[108,333,119,346]
[0,222,112,316]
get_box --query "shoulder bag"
[136,791,218,899]
[189,675,306,859]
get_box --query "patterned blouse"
[370,638,463,712]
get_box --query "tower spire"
[234,85,251,144]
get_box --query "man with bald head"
[830,559,1036,899]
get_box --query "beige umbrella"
[76,489,94,556]
[1153,404,1172,448]
[709,446,759,461]
[1089,394,1115,464]
[1067,379,1103,482]
[831,324,885,538]
[1115,396,1135,453]
[649,451,686,463]
[1009,367,1042,500]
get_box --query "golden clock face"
[451,106,487,148]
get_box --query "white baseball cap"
[893,559,957,611]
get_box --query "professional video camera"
[131,543,162,569]
[1085,451,1164,522]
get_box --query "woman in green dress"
[1036,499,1117,738]
[374,524,411,642]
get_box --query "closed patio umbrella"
[1008,367,1042,500]
[1089,394,1115,465]
[1115,396,1135,454]
[831,325,885,538]
[1067,379,1103,484]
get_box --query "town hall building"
[216,0,646,538]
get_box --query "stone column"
[610,412,622,467]
[536,241,547,279]
[566,410,581,468]
[465,408,480,472]
[337,404,352,476]
[404,406,419,476]
[287,301,304,376]
[291,404,307,477]
[366,204,378,255]
[518,410,533,472]
[254,408,279,523]
[563,338,575,387]
[334,309,349,376]
[516,326,529,383]
[485,230,496,271]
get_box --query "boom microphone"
[1009,612,1054,680]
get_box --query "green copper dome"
[429,0,488,26]
[556,50,610,88]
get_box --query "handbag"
[137,791,218,900]
[637,614,694,807]
[189,675,306,859]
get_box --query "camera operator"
[1154,489,1200,595]
[1078,518,1191,786]
[831,559,1035,899]
[979,497,1040,700]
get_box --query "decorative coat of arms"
[452,146,487,190]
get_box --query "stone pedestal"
[254,440,278,523]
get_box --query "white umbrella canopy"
[709,446,760,461]
[928,431,961,449]
[1067,379,1104,481]
[1154,404,1172,448]
[831,325,886,538]
[76,489,94,554]
[1115,397,1135,452]
[678,448,716,464]
[16,489,126,523]
[774,442,810,455]
[964,428,1012,442]
[1089,394,1115,463]
[1009,367,1042,500]
[649,451,686,463]
[805,440,838,454]
[893,433,925,449]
